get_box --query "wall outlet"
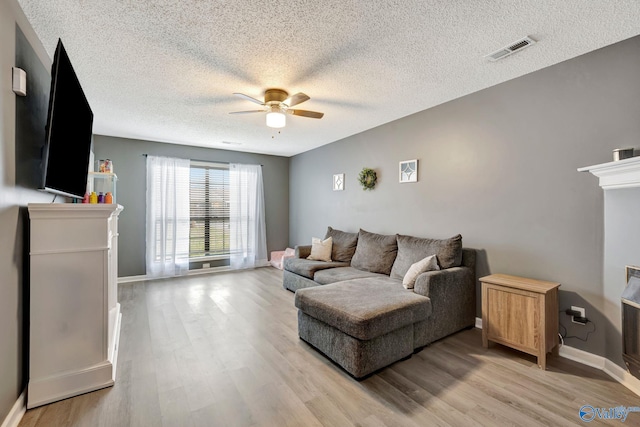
[571,305,586,324]
[202,263,210,269]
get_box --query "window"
[189,161,230,259]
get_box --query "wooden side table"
[480,274,560,370]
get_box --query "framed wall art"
[333,173,344,191]
[399,159,418,183]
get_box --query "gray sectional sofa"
[283,227,476,379]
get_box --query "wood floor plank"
[18,406,44,427]
[190,396,254,427]
[376,369,484,427]
[303,395,356,427]
[157,386,194,427]
[98,358,132,427]
[360,376,453,427]
[416,347,568,427]
[18,267,640,427]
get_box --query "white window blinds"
[189,163,230,258]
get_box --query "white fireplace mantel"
[578,156,640,190]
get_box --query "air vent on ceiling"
[485,36,536,62]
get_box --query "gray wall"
[604,188,640,366]
[290,35,640,360]
[92,135,290,277]
[0,0,55,421]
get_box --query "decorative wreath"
[358,167,377,190]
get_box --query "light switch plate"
[12,67,26,96]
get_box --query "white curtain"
[145,155,191,278]
[229,163,268,269]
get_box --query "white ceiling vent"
[485,36,537,62]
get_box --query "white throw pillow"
[307,237,333,262]
[403,254,440,289]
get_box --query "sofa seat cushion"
[314,267,385,285]
[283,258,349,280]
[294,278,432,340]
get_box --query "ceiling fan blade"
[288,109,324,119]
[233,93,264,105]
[229,110,265,115]
[283,92,310,107]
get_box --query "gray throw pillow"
[324,226,359,263]
[350,229,398,275]
[390,233,463,279]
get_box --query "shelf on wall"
[87,171,118,202]
[578,156,640,190]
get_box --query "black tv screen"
[41,39,93,199]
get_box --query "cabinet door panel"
[487,287,539,350]
[30,251,106,377]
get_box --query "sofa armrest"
[295,245,312,259]
[414,266,473,298]
[413,266,475,323]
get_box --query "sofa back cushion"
[390,233,463,280]
[324,226,359,263]
[350,229,398,275]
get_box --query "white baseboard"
[186,266,230,276]
[475,317,640,397]
[557,343,604,370]
[604,358,640,397]
[27,300,122,409]
[27,361,115,409]
[109,309,122,382]
[117,274,147,283]
[1,390,25,427]
[118,266,231,284]
[559,345,640,396]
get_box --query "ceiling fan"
[229,89,324,128]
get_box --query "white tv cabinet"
[27,203,123,408]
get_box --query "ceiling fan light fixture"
[231,89,323,127]
[266,106,286,128]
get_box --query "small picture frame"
[626,265,640,285]
[399,159,418,183]
[333,173,344,191]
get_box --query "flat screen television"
[40,38,93,199]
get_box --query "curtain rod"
[141,154,263,166]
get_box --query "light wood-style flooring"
[20,267,639,426]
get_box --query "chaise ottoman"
[294,277,432,378]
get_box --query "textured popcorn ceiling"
[16,1,640,156]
